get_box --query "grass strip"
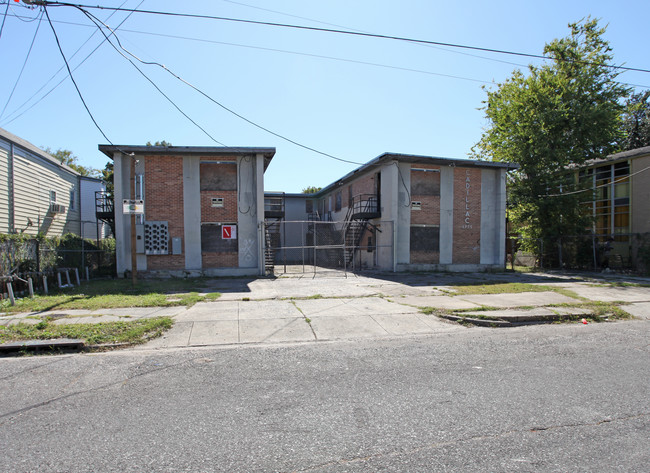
[1,278,221,314]
[0,317,173,346]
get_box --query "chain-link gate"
[264,220,394,274]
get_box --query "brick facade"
[144,155,185,270]
[452,167,481,264]
[410,165,440,264]
[200,161,239,268]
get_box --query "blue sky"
[1,0,649,192]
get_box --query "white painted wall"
[0,141,10,233]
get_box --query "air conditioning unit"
[50,203,66,214]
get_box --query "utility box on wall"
[172,237,182,255]
[135,224,145,253]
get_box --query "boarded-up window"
[201,224,238,252]
[410,226,439,252]
[306,199,313,213]
[200,162,237,191]
[335,191,342,211]
[411,169,440,196]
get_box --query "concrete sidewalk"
[2,270,650,349]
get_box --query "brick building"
[266,153,517,272]
[100,145,275,277]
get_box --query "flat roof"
[313,152,518,196]
[98,144,276,170]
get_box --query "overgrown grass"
[0,317,173,345]
[590,281,650,288]
[0,279,221,314]
[445,282,581,300]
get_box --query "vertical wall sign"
[462,170,472,229]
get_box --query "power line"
[42,5,119,150]
[7,11,650,90]
[541,164,650,198]
[76,5,364,165]
[78,7,228,147]
[1,9,43,119]
[0,0,137,127]
[41,1,650,74]
[0,1,9,40]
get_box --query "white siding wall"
[13,148,80,236]
[80,178,107,239]
[0,140,10,233]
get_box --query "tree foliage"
[620,90,650,150]
[301,186,322,194]
[472,18,628,259]
[44,147,100,177]
[101,161,114,198]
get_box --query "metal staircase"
[95,191,115,237]
[264,222,281,273]
[263,193,285,274]
[341,194,381,269]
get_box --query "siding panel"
[13,150,80,236]
[0,142,10,233]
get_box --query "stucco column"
[183,155,202,270]
[113,152,131,276]
[396,162,411,265]
[439,166,454,264]
[237,154,261,269]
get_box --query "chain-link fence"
[1,237,115,276]
[507,233,650,273]
[264,220,394,274]
[1,236,116,302]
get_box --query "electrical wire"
[0,1,9,40]
[43,5,129,155]
[78,5,364,165]
[0,0,137,127]
[541,164,650,198]
[79,8,228,147]
[6,12,650,90]
[219,0,536,71]
[1,9,44,119]
[41,1,650,75]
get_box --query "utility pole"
[130,157,138,285]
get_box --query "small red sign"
[222,225,236,239]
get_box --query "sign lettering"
[461,170,472,229]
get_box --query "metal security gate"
[263,220,394,274]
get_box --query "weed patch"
[0,317,173,346]
[2,279,221,314]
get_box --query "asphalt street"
[0,319,648,472]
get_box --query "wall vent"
[144,221,169,255]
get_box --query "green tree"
[301,186,322,194]
[101,161,114,198]
[620,90,650,150]
[44,147,100,177]
[472,18,628,262]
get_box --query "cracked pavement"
[0,308,648,472]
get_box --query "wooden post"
[28,277,34,298]
[131,157,138,286]
[57,272,63,288]
[74,268,80,286]
[43,275,49,295]
[85,266,90,281]
[65,270,72,286]
[7,283,15,306]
